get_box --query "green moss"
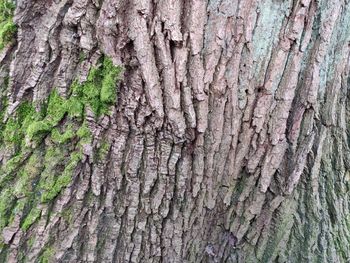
[2,102,40,148]
[51,126,74,144]
[39,246,54,263]
[66,96,84,118]
[25,151,42,176]
[0,0,15,18]
[0,0,16,50]
[26,90,67,140]
[41,151,82,203]
[100,57,122,104]
[11,198,25,215]
[13,171,30,197]
[0,21,15,47]
[71,56,122,116]
[60,208,73,224]
[25,57,121,141]
[40,121,89,203]
[65,151,83,172]
[12,153,40,197]
[21,207,41,231]
[77,121,91,143]
[0,102,41,179]
[3,152,25,174]
[27,236,35,248]
[39,146,66,203]
[26,121,52,140]
[0,55,122,217]
[46,89,67,123]
[3,118,20,144]
[41,173,70,202]
[0,96,8,141]
[17,101,39,125]
[79,51,86,62]
[43,146,65,169]
[0,189,15,230]
[96,140,110,161]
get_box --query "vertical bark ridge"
[1,0,350,262]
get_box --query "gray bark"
[0,0,350,262]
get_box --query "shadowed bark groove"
[0,0,350,262]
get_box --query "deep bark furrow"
[1,0,350,262]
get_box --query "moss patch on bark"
[0,0,16,50]
[0,56,122,234]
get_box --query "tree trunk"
[0,0,350,262]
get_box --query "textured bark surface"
[1,0,350,262]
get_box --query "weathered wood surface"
[0,0,350,262]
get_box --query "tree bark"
[1,0,350,262]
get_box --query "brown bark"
[1,0,350,262]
